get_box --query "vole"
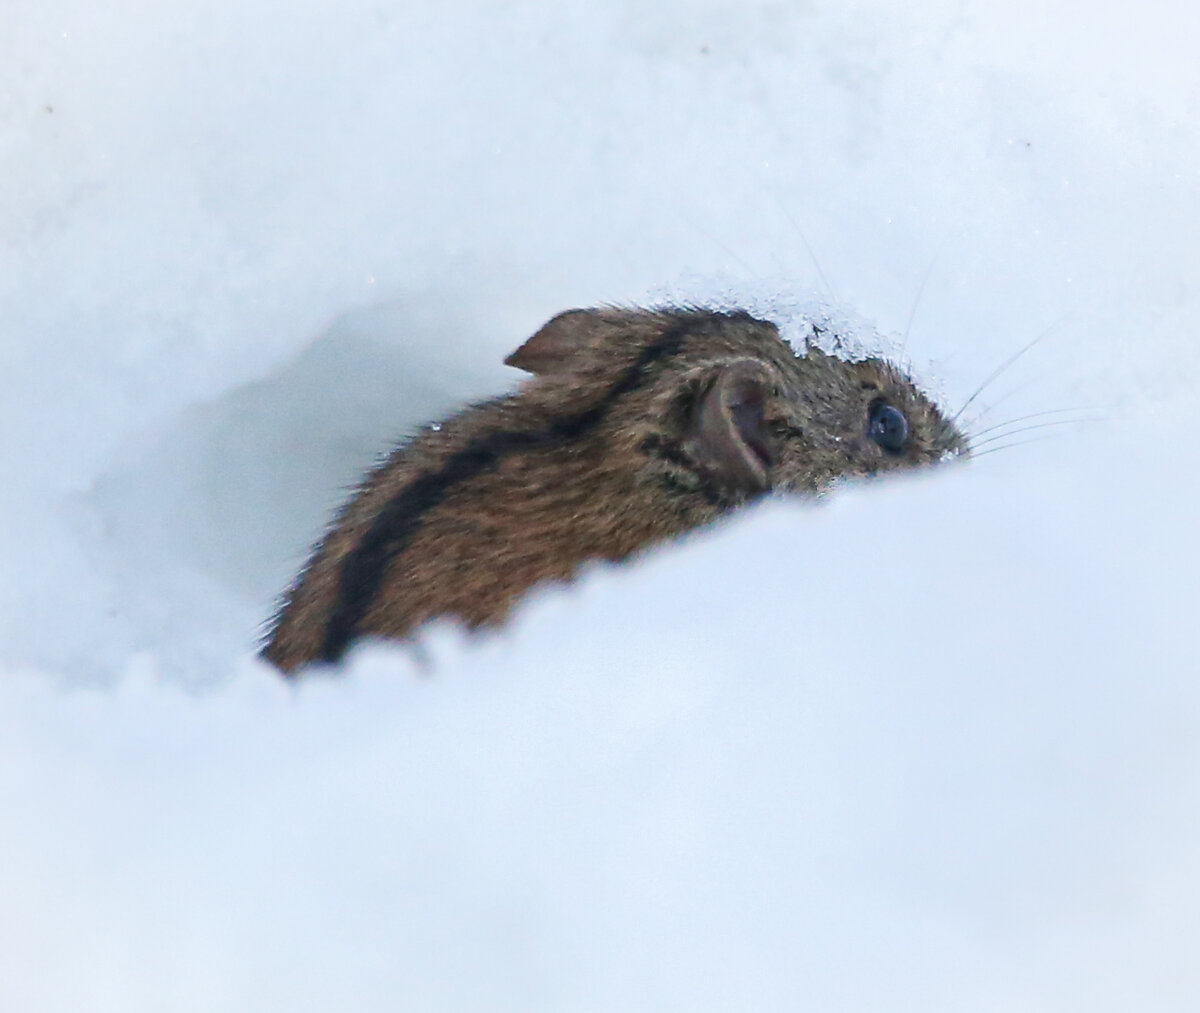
[262,306,968,672]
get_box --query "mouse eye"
[867,401,909,455]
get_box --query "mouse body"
[262,307,967,672]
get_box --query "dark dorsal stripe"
[318,318,695,663]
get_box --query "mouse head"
[506,307,968,506]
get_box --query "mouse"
[261,306,969,673]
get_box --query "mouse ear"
[505,309,620,375]
[686,360,775,495]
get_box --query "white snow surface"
[3,1,1200,1009]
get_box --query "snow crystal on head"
[648,274,955,412]
[649,275,891,362]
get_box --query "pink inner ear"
[504,309,602,375]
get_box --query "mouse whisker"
[965,379,1051,430]
[684,218,763,280]
[968,407,1100,441]
[951,316,1071,424]
[900,255,938,358]
[964,387,1025,428]
[768,192,838,303]
[969,417,1102,451]
[970,435,1059,459]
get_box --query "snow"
[3,1,1199,1009]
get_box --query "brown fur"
[262,308,967,672]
